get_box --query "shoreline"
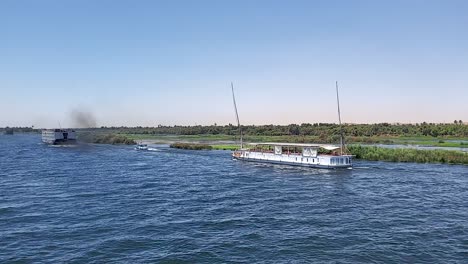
[161,140,468,165]
[5,133,467,165]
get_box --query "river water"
[1,134,467,263]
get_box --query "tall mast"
[231,82,243,149]
[336,81,344,155]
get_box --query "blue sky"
[1,0,467,127]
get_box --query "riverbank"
[167,142,468,165]
[77,132,135,145]
[170,143,212,150]
[122,133,468,149]
[75,131,468,165]
[347,145,468,165]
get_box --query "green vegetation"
[385,135,468,148]
[211,144,238,150]
[0,126,37,133]
[124,133,234,142]
[93,134,135,145]
[169,142,467,165]
[76,128,468,165]
[78,132,135,145]
[4,124,463,164]
[95,122,467,138]
[170,143,213,150]
[348,145,468,165]
[3,124,466,164]
[86,122,468,148]
[121,133,468,148]
[3,123,467,142]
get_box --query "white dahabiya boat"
[233,142,352,169]
[230,82,353,169]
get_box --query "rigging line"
[231,82,243,149]
[336,81,344,155]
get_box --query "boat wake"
[48,144,78,148]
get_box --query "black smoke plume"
[71,109,97,128]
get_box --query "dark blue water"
[1,134,467,263]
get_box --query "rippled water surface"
[1,134,467,263]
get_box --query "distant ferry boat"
[230,81,352,169]
[42,129,77,145]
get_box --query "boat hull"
[42,139,77,145]
[232,150,352,169]
[233,156,351,169]
[135,147,148,151]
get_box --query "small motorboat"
[135,143,148,151]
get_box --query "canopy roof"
[248,142,340,150]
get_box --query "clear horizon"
[1,0,467,128]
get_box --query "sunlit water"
[1,134,467,263]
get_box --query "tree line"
[94,122,468,138]
[2,122,467,138]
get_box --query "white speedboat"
[135,144,148,151]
